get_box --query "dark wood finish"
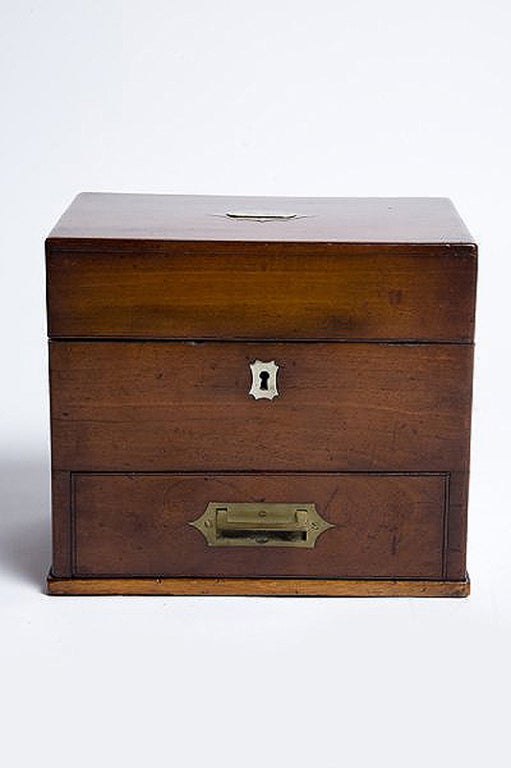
[48,193,474,243]
[47,574,470,597]
[46,194,476,595]
[445,469,472,580]
[72,472,446,579]
[49,341,473,474]
[46,243,476,341]
[50,471,72,576]
[46,194,476,342]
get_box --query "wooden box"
[46,194,476,597]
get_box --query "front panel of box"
[49,339,472,583]
[46,243,476,341]
[72,472,446,579]
[50,341,472,473]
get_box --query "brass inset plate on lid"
[224,211,299,221]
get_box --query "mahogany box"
[46,194,477,596]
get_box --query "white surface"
[0,2,509,767]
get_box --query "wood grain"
[49,341,473,474]
[72,472,446,579]
[50,471,72,576]
[47,573,470,597]
[47,194,475,243]
[46,242,476,341]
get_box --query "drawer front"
[50,341,473,473]
[46,243,476,341]
[72,473,446,579]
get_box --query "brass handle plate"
[189,502,333,548]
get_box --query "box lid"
[46,193,477,342]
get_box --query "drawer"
[50,341,473,472]
[72,472,447,579]
[46,242,476,341]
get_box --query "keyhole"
[259,370,270,391]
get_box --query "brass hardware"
[249,359,279,401]
[189,502,333,548]
[225,211,298,221]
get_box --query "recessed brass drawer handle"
[190,502,333,548]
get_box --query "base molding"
[47,574,470,597]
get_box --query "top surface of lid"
[48,193,474,244]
